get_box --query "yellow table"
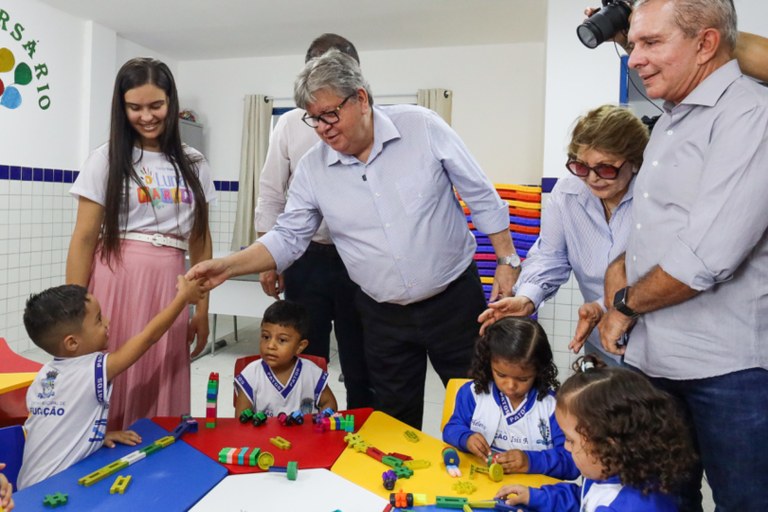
[0,372,36,394]
[332,411,560,502]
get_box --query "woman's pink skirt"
[90,240,190,430]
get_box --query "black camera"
[577,0,632,49]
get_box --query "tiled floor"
[19,314,715,510]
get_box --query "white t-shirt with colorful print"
[71,143,216,239]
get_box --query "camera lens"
[577,1,631,49]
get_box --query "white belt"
[121,232,189,251]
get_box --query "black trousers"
[355,263,487,429]
[283,242,375,409]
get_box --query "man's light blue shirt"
[626,60,768,378]
[259,105,509,305]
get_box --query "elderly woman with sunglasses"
[479,105,649,365]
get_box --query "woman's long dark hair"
[102,57,208,264]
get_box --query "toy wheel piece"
[257,451,275,470]
[489,462,504,482]
[286,461,298,480]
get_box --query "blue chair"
[0,424,25,490]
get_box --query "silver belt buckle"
[150,233,165,247]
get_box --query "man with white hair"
[598,0,768,510]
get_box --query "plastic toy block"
[390,490,413,508]
[463,505,472,512]
[257,451,275,470]
[452,481,478,495]
[403,459,431,470]
[155,436,175,448]
[381,455,403,468]
[78,459,128,486]
[404,430,420,442]
[109,474,132,494]
[436,496,468,509]
[269,436,291,450]
[239,408,255,423]
[269,460,299,481]
[171,416,198,439]
[442,447,460,466]
[387,451,413,461]
[121,450,147,466]
[278,410,304,426]
[382,469,397,490]
[141,443,162,456]
[218,448,234,463]
[470,462,503,482]
[392,465,414,479]
[467,500,497,508]
[206,422,216,428]
[43,492,68,507]
[249,447,261,466]
[238,447,249,465]
[366,446,386,462]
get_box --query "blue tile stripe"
[541,177,558,193]
[0,165,241,192]
[0,164,79,183]
[213,180,239,192]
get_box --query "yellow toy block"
[78,459,128,487]
[109,474,132,494]
[154,435,176,448]
[269,436,291,450]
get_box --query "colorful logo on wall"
[0,8,52,111]
[0,47,32,109]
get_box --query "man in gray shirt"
[598,1,768,510]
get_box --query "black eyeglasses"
[301,94,355,128]
[565,158,626,180]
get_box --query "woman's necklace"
[601,198,616,221]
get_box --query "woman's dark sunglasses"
[565,159,626,180]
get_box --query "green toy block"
[435,496,468,509]
[140,443,162,456]
[43,492,68,507]
[392,465,414,479]
[248,448,261,466]
[381,455,403,468]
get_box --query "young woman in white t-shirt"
[66,57,216,430]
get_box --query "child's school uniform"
[17,353,112,489]
[442,381,579,479]
[234,357,329,416]
[528,475,678,511]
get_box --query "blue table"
[13,418,227,511]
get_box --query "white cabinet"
[179,118,204,153]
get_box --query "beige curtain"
[417,88,453,125]
[231,95,273,250]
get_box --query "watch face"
[498,254,521,267]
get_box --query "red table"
[153,408,372,474]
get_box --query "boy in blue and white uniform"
[17,279,202,489]
[234,300,337,418]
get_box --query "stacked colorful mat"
[460,184,542,301]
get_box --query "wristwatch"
[496,254,522,269]
[613,286,639,319]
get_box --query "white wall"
[177,43,546,185]
[0,0,88,169]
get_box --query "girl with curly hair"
[496,355,696,511]
[442,317,579,480]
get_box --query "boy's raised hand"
[103,430,142,448]
[0,463,14,511]
[177,275,206,305]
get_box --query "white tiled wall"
[0,173,239,355]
